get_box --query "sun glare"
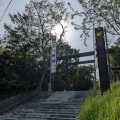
[55,25,63,35]
[51,22,68,36]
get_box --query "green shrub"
[0,79,33,94]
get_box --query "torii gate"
[57,27,115,94]
[57,48,114,92]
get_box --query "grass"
[79,81,120,120]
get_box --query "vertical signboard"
[51,36,56,73]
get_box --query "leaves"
[69,0,120,42]
[71,65,94,90]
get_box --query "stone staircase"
[0,91,90,120]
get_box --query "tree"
[68,0,120,42]
[0,48,40,93]
[71,65,94,90]
[110,38,120,66]
[110,38,120,81]
[2,0,70,90]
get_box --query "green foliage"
[71,65,93,90]
[1,0,71,91]
[0,50,39,93]
[0,79,31,94]
[110,39,120,66]
[110,39,120,81]
[79,81,120,120]
[54,58,94,91]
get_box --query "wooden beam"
[57,48,114,60]
[68,60,94,65]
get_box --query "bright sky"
[0,0,93,53]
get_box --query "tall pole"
[104,28,112,82]
[48,36,56,92]
[52,74,54,91]
[65,48,69,90]
[93,24,97,93]
[48,40,52,92]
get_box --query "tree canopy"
[68,0,120,42]
[1,0,72,90]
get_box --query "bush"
[79,81,120,120]
[71,65,93,91]
[0,79,34,94]
[72,78,92,90]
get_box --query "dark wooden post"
[95,27,110,94]
[65,48,70,91]
[65,57,69,90]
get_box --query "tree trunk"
[36,68,47,91]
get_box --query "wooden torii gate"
[57,48,114,92]
[56,27,115,94]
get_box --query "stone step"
[35,109,78,112]
[0,116,77,120]
[14,107,79,110]
[23,105,80,109]
[35,107,79,109]
[18,104,80,108]
[43,116,77,120]
[2,117,76,120]
[2,114,77,119]
[12,111,78,115]
[40,102,80,105]
[0,116,18,120]
[0,91,91,120]
[12,112,77,117]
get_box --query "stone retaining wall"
[0,90,39,114]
